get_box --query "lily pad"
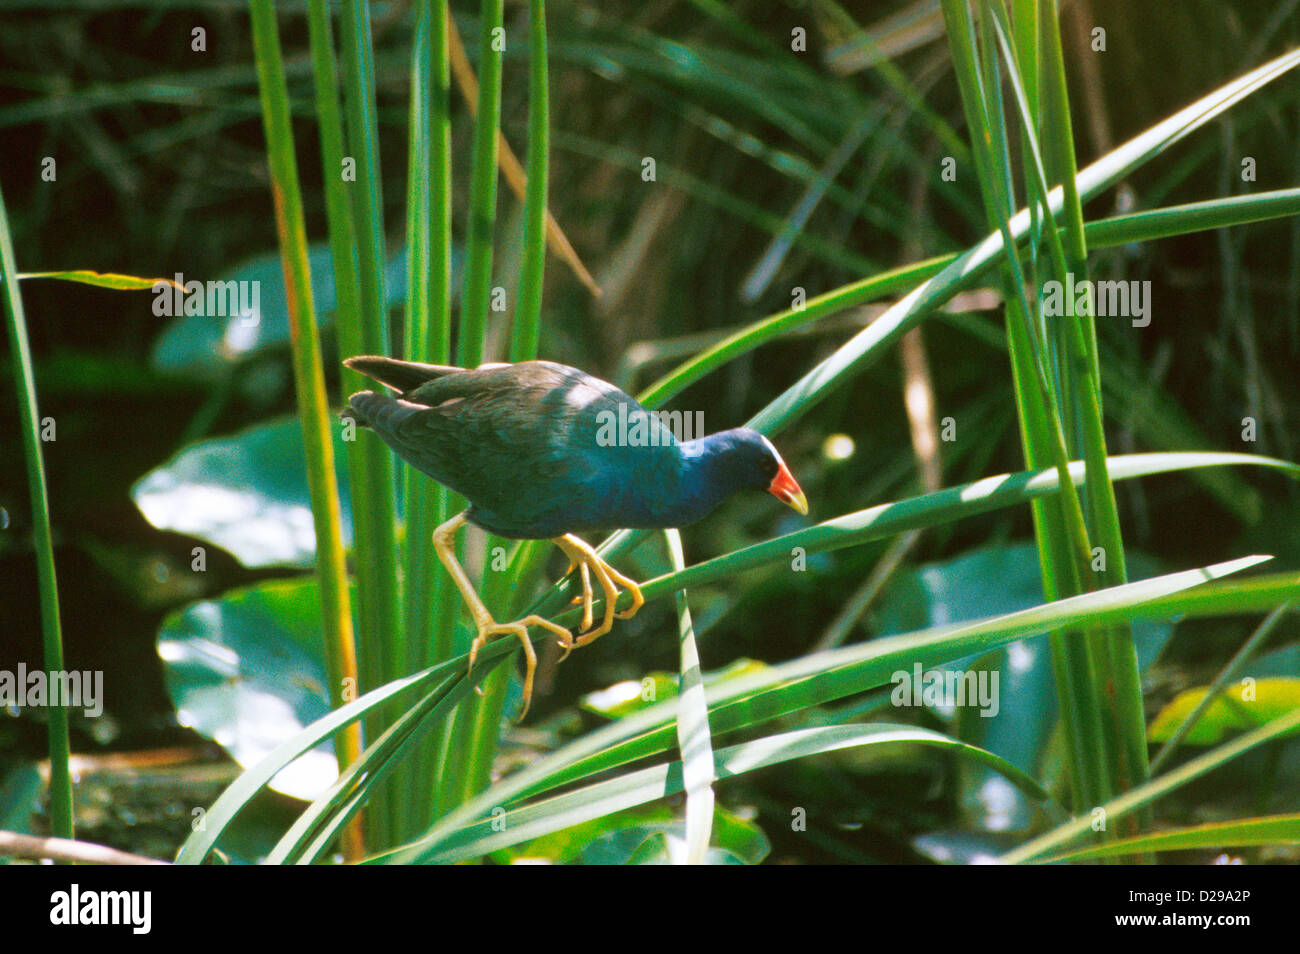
[874,542,1170,831]
[132,416,354,569]
[149,245,410,381]
[157,576,342,800]
[492,803,769,865]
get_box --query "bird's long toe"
[569,560,595,633]
[548,534,648,660]
[603,565,645,621]
[466,615,571,720]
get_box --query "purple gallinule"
[342,355,807,715]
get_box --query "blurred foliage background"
[2,0,1299,863]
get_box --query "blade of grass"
[1003,706,1300,864]
[665,528,714,864]
[336,0,403,847]
[405,0,457,837]
[638,188,1300,407]
[510,0,550,362]
[1137,572,1300,618]
[439,0,508,818]
[248,0,362,856]
[401,0,456,836]
[407,725,1047,864]
[396,555,1268,862]
[1041,813,1300,863]
[529,557,1265,787]
[174,660,460,864]
[458,0,508,364]
[450,5,560,786]
[985,0,1137,831]
[266,669,472,864]
[441,0,561,811]
[1149,602,1295,773]
[1030,0,1149,820]
[17,270,181,291]
[0,178,71,841]
[448,7,601,298]
[608,458,1292,616]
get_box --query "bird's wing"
[348,364,603,493]
[350,361,680,535]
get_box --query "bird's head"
[689,428,808,516]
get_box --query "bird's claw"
[553,536,646,651]
[467,614,572,720]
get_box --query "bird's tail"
[341,389,410,431]
[343,355,462,394]
[338,401,367,428]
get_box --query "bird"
[341,355,808,716]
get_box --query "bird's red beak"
[768,459,808,515]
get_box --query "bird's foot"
[553,535,646,660]
[467,614,572,720]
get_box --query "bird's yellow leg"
[432,511,571,718]
[551,534,645,656]
[562,558,595,633]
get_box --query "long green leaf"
[405,725,1049,864]
[395,554,1269,862]
[745,46,1300,440]
[265,671,466,864]
[174,660,459,864]
[1004,706,1300,864]
[336,0,402,847]
[442,0,510,819]
[402,0,456,839]
[540,453,1297,628]
[458,0,505,367]
[665,528,714,864]
[511,0,549,362]
[248,0,361,821]
[18,270,182,291]
[0,179,71,840]
[637,188,1300,408]
[1041,814,1300,862]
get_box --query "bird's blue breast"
[467,437,685,538]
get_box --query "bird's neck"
[642,434,744,527]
